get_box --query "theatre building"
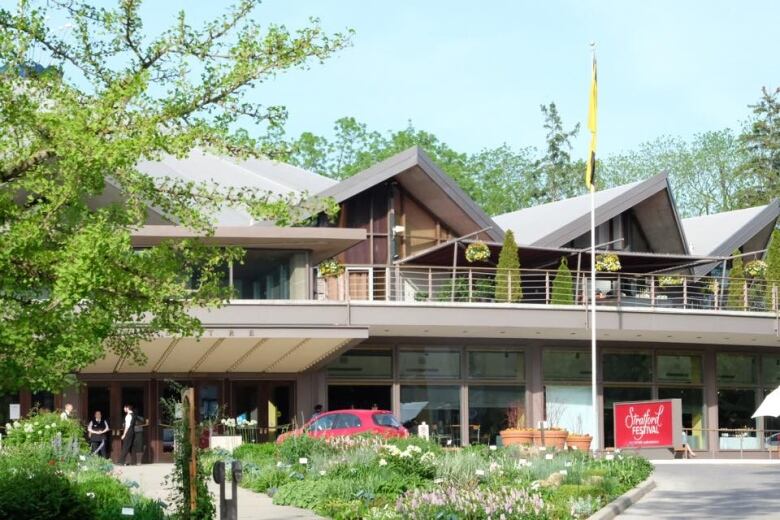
[5,146,780,460]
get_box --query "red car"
[276,409,408,443]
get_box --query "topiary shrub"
[551,256,574,305]
[765,230,780,308]
[726,250,746,310]
[494,230,522,302]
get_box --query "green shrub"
[233,442,276,464]
[726,250,745,310]
[4,411,86,448]
[495,230,522,302]
[551,256,574,304]
[277,435,334,464]
[0,465,90,520]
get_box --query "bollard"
[213,460,243,520]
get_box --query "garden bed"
[0,412,166,520]
[203,436,653,520]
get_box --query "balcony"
[315,265,780,315]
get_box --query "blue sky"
[46,0,780,156]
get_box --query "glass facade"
[543,350,591,381]
[468,350,523,380]
[232,250,307,300]
[328,350,392,379]
[399,349,460,379]
[401,385,460,444]
[468,385,524,445]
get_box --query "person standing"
[60,403,73,420]
[87,410,110,458]
[312,404,323,419]
[119,404,137,465]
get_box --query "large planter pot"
[567,434,593,451]
[209,435,242,452]
[540,429,568,449]
[500,429,535,447]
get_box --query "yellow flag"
[585,55,597,191]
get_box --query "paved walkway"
[619,461,780,519]
[114,464,322,520]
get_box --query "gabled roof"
[317,146,504,242]
[682,200,779,275]
[493,173,689,254]
[135,149,336,225]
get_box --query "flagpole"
[588,42,599,454]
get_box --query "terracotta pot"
[540,429,568,449]
[567,434,593,451]
[500,429,535,447]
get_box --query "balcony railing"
[315,265,780,314]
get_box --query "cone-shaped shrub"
[551,256,574,305]
[765,230,780,309]
[494,230,522,302]
[726,250,745,310]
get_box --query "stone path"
[618,461,780,519]
[115,463,322,520]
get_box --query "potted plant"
[744,259,767,279]
[499,402,534,446]
[465,242,491,263]
[539,403,568,449]
[595,253,621,272]
[566,416,593,451]
[209,417,243,451]
[658,275,685,288]
[318,258,345,300]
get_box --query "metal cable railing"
[316,265,780,314]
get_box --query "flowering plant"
[318,258,344,278]
[465,242,491,263]
[744,259,767,279]
[396,485,545,520]
[707,279,720,295]
[5,411,85,448]
[658,275,685,287]
[595,253,621,272]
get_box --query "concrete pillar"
[525,344,544,428]
[703,349,719,457]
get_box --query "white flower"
[79,455,86,461]
[45,424,51,429]
[433,478,444,484]
[13,421,20,428]
[86,492,95,499]
[378,458,388,466]
[319,470,326,476]
[276,461,283,468]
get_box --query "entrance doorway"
[328,385,392,411]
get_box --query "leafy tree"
[494,230,522,302]
[736,87,780,206]
[537,102,584,202]
[550,256,574,305]
[600,130,748,217]
[0,0,350,391]
[726,250,746,310]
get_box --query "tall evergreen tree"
[736,87,780,206]
[551,256,574,305]
[494,230,522,302]
[726,250,746,310]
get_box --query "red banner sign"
[613,399,682,449]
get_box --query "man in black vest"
[87,410,110,458]
[119,404,137,465]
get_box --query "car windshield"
[372,413,401,428]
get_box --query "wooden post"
[182,387,197,513]
[650,276,656,308]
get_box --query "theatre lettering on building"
[7,146,780,460]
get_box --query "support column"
[525,344,544,428]
[703,350,719,457]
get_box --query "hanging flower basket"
[318,258,345,278]
[465,242,491,263]
[595,253,621,272]
[744,260,767,279]
[658,275,685,287]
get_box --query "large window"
[468,385,524,445]
[603,352,652,383]
[543,350,591,381]
[657,354,702,384]
[659,387,706,449]
[401,385,460,444]
[232,250,307,300]
[468,350,524,381]
[399,349,460,379]
[717,354,757,385]
[328,350,392,379]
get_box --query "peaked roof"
[682,201,780,275]
[318,146,504,242]
[493,173,689,254]
[136,149,336,225]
